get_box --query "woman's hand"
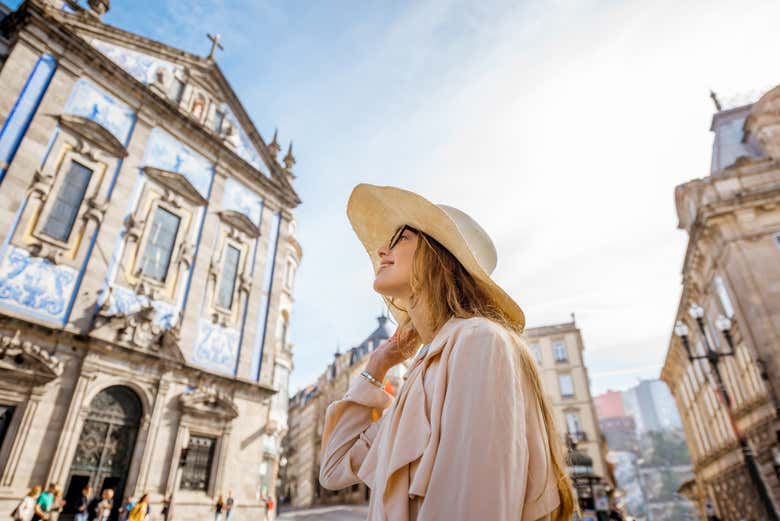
[365,327,418,381]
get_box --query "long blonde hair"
[389,228,576,521]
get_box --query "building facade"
[283,315,399,509]
[594,382,695,520]
[524,320,613,515]
[661,86,780,520]
[0,1,301,520]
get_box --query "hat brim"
[346,184,525,331]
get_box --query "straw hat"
[347,184,525,331]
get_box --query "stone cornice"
[179,387,239,421]
[9,1,301,209]
[58,114,128,157]
[217,210,261,238]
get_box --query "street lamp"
[674,305,779,521]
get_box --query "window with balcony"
[565,411,586,442]
[553,340,568,363]
[559,374,574,398]
[216,244,241,309]
[41,160,93,242]
[139,207,180,282]
[180,435,216,491]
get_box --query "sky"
[13,0,780,396]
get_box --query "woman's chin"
[373,277,396,297]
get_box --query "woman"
[95,489,113,521]
[214,495,225,521]
[127,495,147,521]
[319,185,575,520]
[12,486,41,521]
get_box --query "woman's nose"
[377,244,390,258]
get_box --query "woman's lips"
[377,262,393,273]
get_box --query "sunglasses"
[388,225,418,249]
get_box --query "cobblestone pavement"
[277,505,368,520]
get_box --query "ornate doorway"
[64,386,142,521]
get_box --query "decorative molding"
[92,287,184,361]
[0,246,78,323]
[217,210,260,239]
[143,166,208,206]
[0,330,63,385]
[58,114,128,158]
[179,387,239,421]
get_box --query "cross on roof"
[206,33,224,60]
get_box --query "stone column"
[46,369,95,484]
[213,423,233,496]
[165,423,188,496]
[134,374,171,494]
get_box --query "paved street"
[278,505,368,520]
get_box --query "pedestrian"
[118,497,133,521]
[48,488,65,521]
[96,489,113,521]
[160,496,170,521]
[127,495,148,521]
[74,486,91,521]
[260,495,273,521]
[11,486,41,521]
[31,483,57,521]
[224,492,234,521]
[86,491,100,521]
[213,495,224,521]
[319,185,576,520]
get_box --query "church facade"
[0,1,301,520]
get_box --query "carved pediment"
[179,387,239,420]
[92,291,185,362]
[217,210,260,238]
[143,166,208,206]
[58,114,128,158]
[0,331,63,386]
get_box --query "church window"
[553,340,568,363]
[559,374,574,398]
[139,207,180,282]
[180,435,216,491]
[41,160,93,242]
[216,244,241,309]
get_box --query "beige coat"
[320,317,561,520]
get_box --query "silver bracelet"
[360,370,383,388]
